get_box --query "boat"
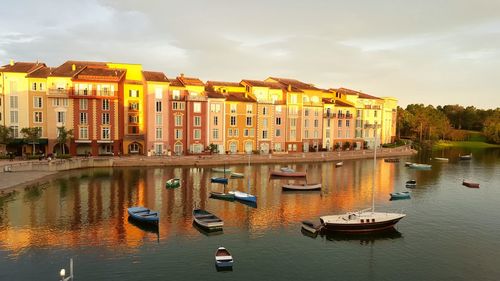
[409,163,432,170]
[434,157,449,162]
[230,172,244,178]
[210,191,235,201]
[215,247,233,269]
[390,191,411,200]
[282,183,322,191]
[127,206,159,224]
[384,158,400,163]
[192,209,223,230]
[405,180,417,188]
[280,167,295,173]
[211,177,229,184]
[319,126,405,233]
[127,217,159,235]
[301,220,323,234]
[229,154,257,204]
[459,154,472,160]
[335,161,344,167]
[404,162,413,167]
[165,178,181,188]
[270,170,307,177]
[462,180,479,188]
[212,167,232,173]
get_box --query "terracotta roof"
[1,61,45,73]
[206,91,226,99]
[143,71,169,82]
[169,78,184,87]
[322,98,335,104]
[226,92,256,102]
[268,77,321,91]
[336,88,381,100]
[241,79,283,89]
[206,81,242,87]
[177,75,204,86]
[50,61,107,77]
[73,67,126,81]
[26,66,54,78]
[335,100,355,107]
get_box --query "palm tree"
[57,126,73,155]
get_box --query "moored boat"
[335,161,344,167]
[462,180,479,188]
[229,190,257,203]
[215,247,233,269]
[404,162,413,167]
[193,209,223,230]
[282,183,322,191]
[320,210,406,233]
[210,191,235,201]
[212,167,232,173]
[405,180,417,188]
[409,163,432,170]
[384,158,400,163]
[211,177,229,184]
[165,178,181,188]
[434,157,449,162]
[270,170,307,177]
[459,154,472,160]
[390,191,411,200]
[127,206,159,224]
[230,172,244,178]
[301,220,323,234]
[280,167,295,173]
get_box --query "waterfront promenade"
[0,146,415,191]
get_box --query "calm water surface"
[1,148,499,280]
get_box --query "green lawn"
[434,140,500,149]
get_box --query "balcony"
[48,88,72,96]
[346,113,353,119]
[337,113,346,119]
[186,95,207,102]
[324,113,336,118]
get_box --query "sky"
[1,0,499,109]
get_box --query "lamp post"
[59,258,73,281]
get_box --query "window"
[230,116,236,126]
[10,96,18,108]
[102,127,110,139]
[276,105,282,113]
[346,130,350,138]
[228,128,233,137]
[156,101,162,112]
[338,130,343,138]
[80,99,88,110]
[156,127,162,139]
[99,85,112,96]
[172,102,185,110]
[80,113,88,124]
[338,120,342,127]
[193,102,201,113]
[314,130,318,138]
[262,130,268,139]
[304,130,309,138]
[129,102,139,111]
[10,111,18,123]
[194,129,201,139]
[33,97,43,108]
[357,110,361,117]
[102,99,110,111]
[175,129,182,139]
[129,115,139,123]
[246,104,253,114]
[314,108,319,116]
[246,117,252,126]
[304,119,309,127]
[314,119,319,128]
[263,119,268,128]
[304,108,309,116]
[129,89,139,98]
[79,127,88,139]
[175,115,182,126]
[155,87,162,99]
[194,116,201,126]
[244,129,249,137]
[211,103,221,112]
[275,117,281,125]
[326,130,330,138]
[327,119,331,128]
[374,110,378,117]
[10,126,19,138]
[156,114,162,125]
[52,98,68,107]
[31,82,37,91]
[290,118,297,127]
[275,128,281,137]
[34,112,43,123]
[291,94,297,104]
[212,128,219,140]
[262,107,268,115]
[213,116,218,126]
[102,113,110,125]
[57,112,66,123]
[346,120,350,127]
[230,104,237,114]
[234,129,238,136]
[303,96,309,103]
[356,120,362,127]
[172,90,180,100]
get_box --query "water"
[0,148,499,281]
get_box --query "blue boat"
[390,191,411,200]
[211,177,229,184]
[127,206,159,224]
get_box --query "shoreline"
[0,147,416,192]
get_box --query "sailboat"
[320,124,405,233]
[229,153,257,203]
[210,162,235,200]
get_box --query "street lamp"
[59,258,73,281]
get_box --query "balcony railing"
[186,95,207,101]
[346,114,353,119]
[48,88,72,96]
[324,113,336,118]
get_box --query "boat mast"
[372,123,378,213]
[247,153,251,193]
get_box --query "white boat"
[280,167,295,173]
[230,172,244,178]
[192,209,223,230]
[335,161,344,167]
[405,180,417,188]
[320,124,405,233]
[282,183,322,191]
[409,163,432,170]
[215,247,233,269]
[434,157,449,162]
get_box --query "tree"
[483,109,500,144]
[21,127,41,155]
[0,125,13,145]
[207,143,218,154]
[342,142,351,150]
[57,126,73,155]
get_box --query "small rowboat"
[270,170,307,177]
[212,167,232,173]
[335,161,344,167]
[462,180,479,188]
[384,158,400,163]
[390,191,411,200]
[405,180,417,188]
[229,190,257,203]
[127,206,159,224]
[282,183,322,191]
[301,220,323,234]
[409,163,432,170]
[210,191,235,201]
[166,178,181,188]
[230,172,244,178]
[280,167,295,173]
[459,154,472,160]
[193,209,223,230]
[211,177,229,184]
[215,247,233,269]
[405,162,413,167]
[434,157,449,162]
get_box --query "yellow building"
[26,66,52,154]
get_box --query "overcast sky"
[1,0,499,109]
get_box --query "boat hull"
[321,217,404,233]
[230,191,257,203]
[210,192,235,200]
[193,209,224,230]
[270,171,307,177]
[462,181,479,188]
[166,178,180,188]
[127,207,159,224]
[211,177,229,184]
[282,184,321,191]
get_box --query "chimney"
[9,59,14,66]
[71,64,76,71]
[180,73,184,78]
[288,84,291,91]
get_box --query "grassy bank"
[434,140,500,149]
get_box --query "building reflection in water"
[0,159,398,255]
